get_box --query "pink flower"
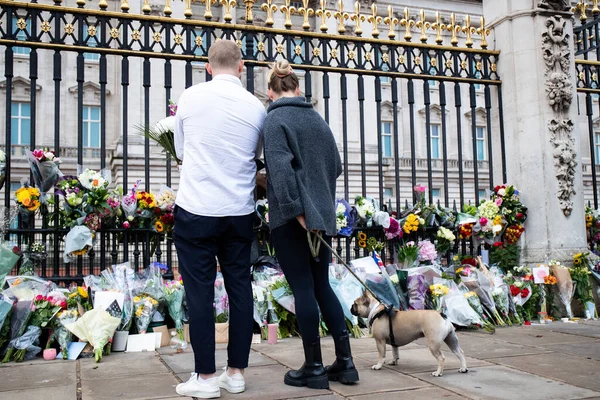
[123,221,130,229]
[480,217,488,226]
[414,185,426,193]
[35,294,43,302]
[495,198,503,206]
[60,301,67,309]
[417,239,437,262]
[32,149,45,161]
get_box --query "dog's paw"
[431,371,443,377]
[459,368,468,373]
[388,360,398,366]
[371,364,383,370]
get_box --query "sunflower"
[358,239,367,248]
[358,232,367,241]
[155,220,165,233]
[574,258,581,265]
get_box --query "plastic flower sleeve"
[552,263,575,319]
[63,225,95,263]
[442,290,483,327]
[65,308,121,362]
[57,310,78,359]
[26,150,63,201]
[7,325,42,361]
[214,272,230,322]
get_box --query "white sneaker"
[218,367,246,394]
[176,373,220,398]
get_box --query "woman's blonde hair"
[267,60,299,94]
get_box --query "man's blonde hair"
[208,40,242,71]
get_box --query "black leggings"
[271,219,347,343]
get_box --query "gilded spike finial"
[367,4,382,38]
[244,0,255,22]
[415,9,430,43]
[383,5,399,40]
[76,0,86,7]
[431,11,444,45]
[316,0,332,33]
[142,0,151,14]
[298,0,315,31]
[184,0,193,17]
[221,0,237,23]
[201,0,218,20]
[351,1,365,36]
[448,13,461,46]
[334,0,350,34]
[476,16,490,49]
[280,0,297,29]
[164,0,172,16]
[594,0,600,14]
[262,0,278,27]
[120,0,129,11]
[462,14,475,48]
[574,0,589,22]
[99,0,108,10]
[399,7,415,41]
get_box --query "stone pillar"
[483,0,586,263]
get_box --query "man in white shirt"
[173,40,266,399]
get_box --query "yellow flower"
[586,215,593,222]
[574,258,581,265]
[155,221,165,233]
[135,307,143,317]
[78,287,88,298]
[133,296,141,303]
[493,215,503,225]
[69,292,78,299]
[358,239,367,248]
[574,253,582,259]
[358,232,367,241]
[455,267,464,275]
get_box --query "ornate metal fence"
[0,0,504,283]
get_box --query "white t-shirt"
[174,74,266,217]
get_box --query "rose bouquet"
[15,185,41,215]
[355,196,377,227]
[135,100,181,164]
[65,308,120,362]
[436,226,456,254]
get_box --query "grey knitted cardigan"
[263,96,342,237]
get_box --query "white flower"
[515,281,523,288]
[66,192,82,206]
[0,150,6,163]
[418,217,425,225]
[156,116,175,132]
[437,227,456,242]
[336,203,346,215]
[44,151,55,161]
[492,224,503,234]
[498,188,506,196]
[78,169,106,190]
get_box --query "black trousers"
[271,220,347,343]
[173,206,254,374]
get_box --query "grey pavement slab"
[0,361,76,392]
[355,347,490,375]
[292,395,346,400]
[539,340,600,361]
[446,335,551,359]
[162,348,277,374]
[538,321,600,338]
[414,365,600,400]
[491,352,600,392]
[348,387,466,400]
[81,372,181,400]
[80,351,169,380]
[464,325,598,346]
[0,385,77,400]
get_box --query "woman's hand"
[296,215,307,230]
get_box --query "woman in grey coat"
[263,60,359,390]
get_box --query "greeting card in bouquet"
[532,266,550,284]
[93,291,125,312]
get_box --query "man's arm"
[174,95,185,164]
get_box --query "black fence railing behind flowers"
[0,0,505,284]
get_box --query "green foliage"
[490,243,520,270]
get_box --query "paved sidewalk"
[1,321,599,400]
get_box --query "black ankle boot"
[284,338,329,389]
[325,331,359,384]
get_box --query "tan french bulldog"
[351,290,468,377]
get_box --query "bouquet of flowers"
[67,286,92,313]
[133,294,159,334]
[121,181,140,227]
[402,213,421,235]
[571,252,596,319]
[384,217,403,240]
[407,273,428,310]
[27,148,63,201]
[491,286,512,326]
[418,239,437,265]
[15,185,41,215]
[56,309,78,359]
[0,294,14,349]
[164,280,186,345]
[135,100,181,164]
[18,241,47,276]
[63,225,95,263]
[436,226,456,254]
[441,283,485,329]
[355,196,377,227]
[65,308,120,362]
[551,260,575,319]
[397,241,420,269]
[429,283,449,311]
[493,184,527,227]
[335,199,356,237]
[135,191,157,229]
[214,274,229,324]
[463,291,495,333]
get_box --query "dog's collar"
[367,302,386,327]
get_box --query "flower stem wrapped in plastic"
[552,261,575,319]
[491,287,512,326]
[65,308,120,362]
[133,294,159,334]
[164,280,186,346]
[429,283,449,312]
[57,309,79,359]
[463,290,495,333]
[64,225,95,263]
[26,148,63,203]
